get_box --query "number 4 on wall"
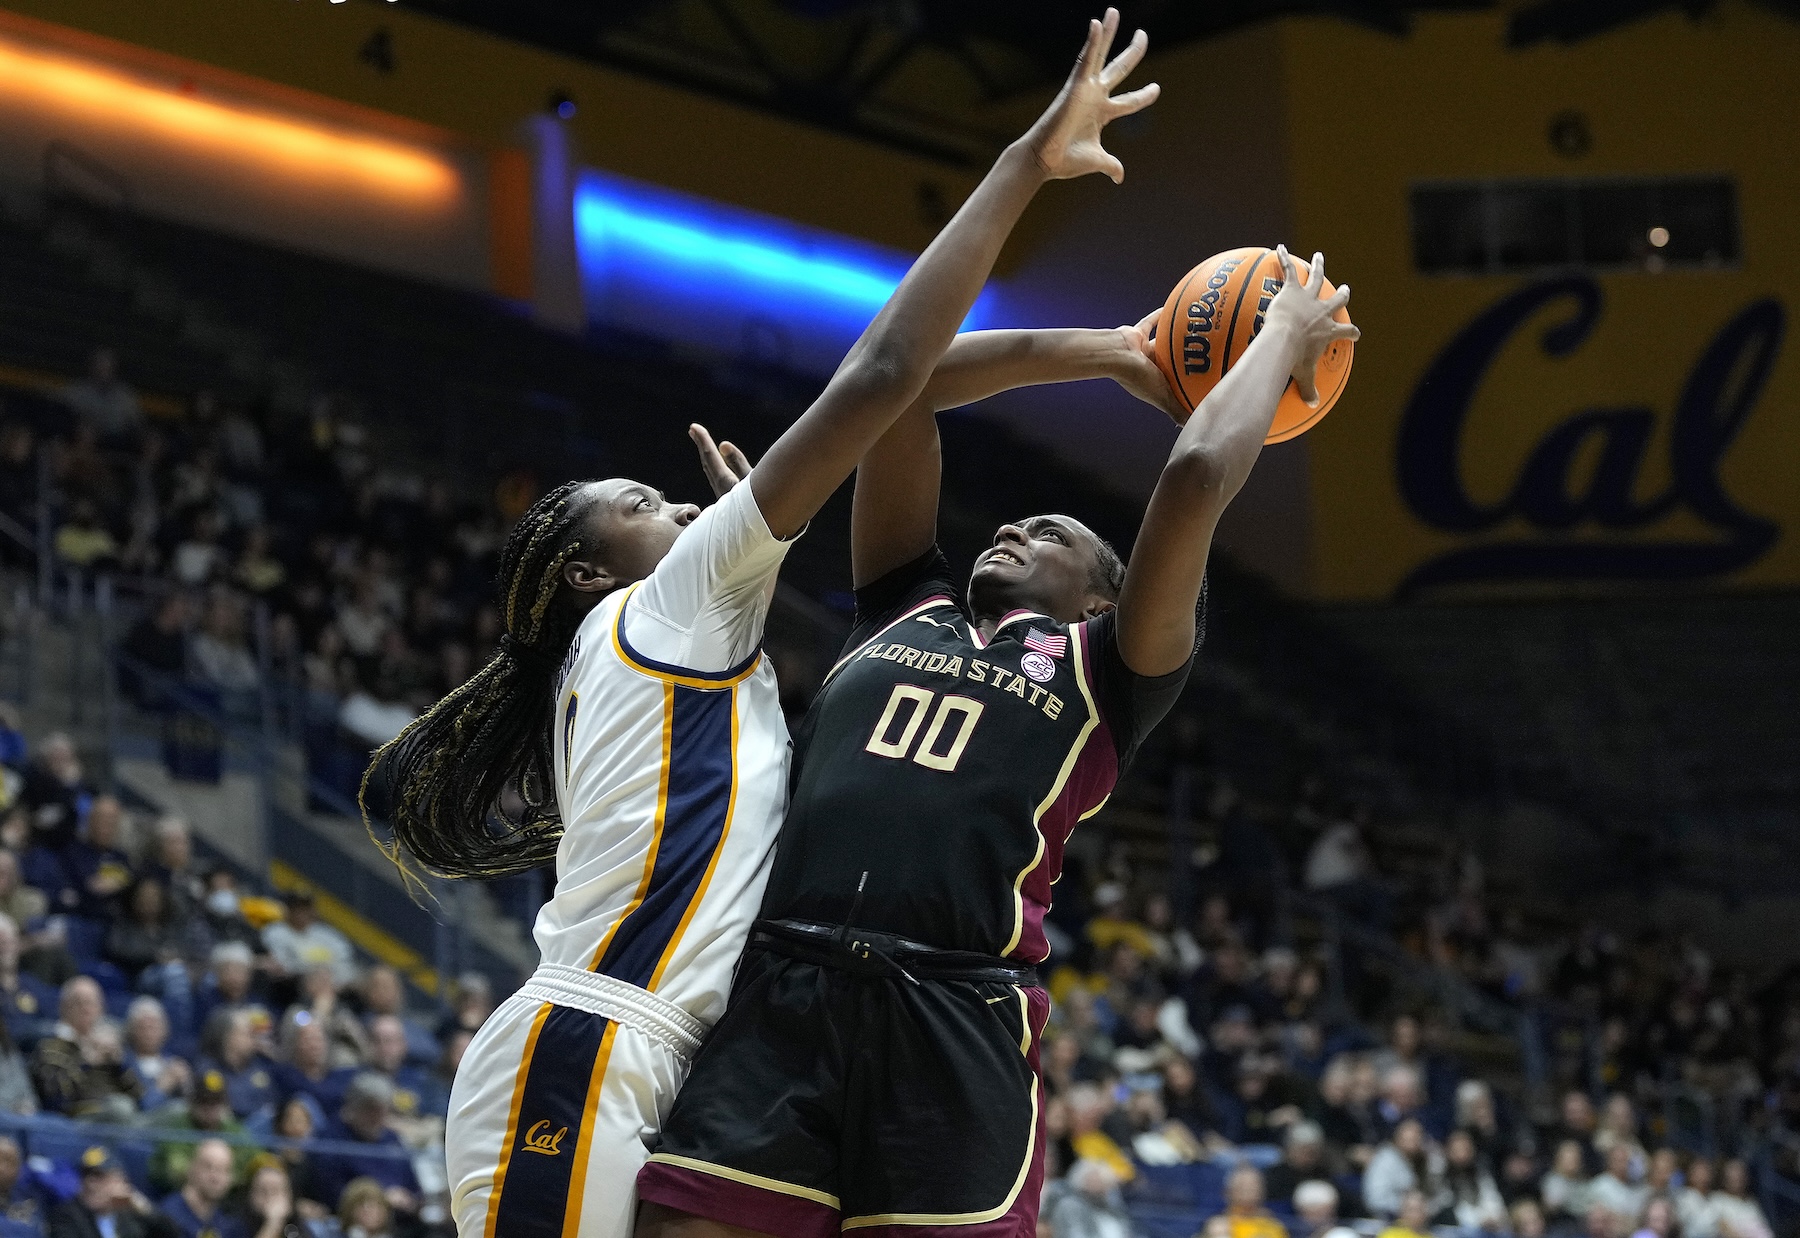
[865,684,985,772]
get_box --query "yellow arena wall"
[1279,4,1800,600]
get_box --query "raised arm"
[851,320,1180,586]
[746,8,1160,540]
[1115,247,1359,675]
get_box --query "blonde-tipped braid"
[360,480,599,882]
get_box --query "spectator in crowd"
[123,996,191,1113]
[0,858,49,944]
[309,1074,419,1217]
[60,349,142,441]
[65,795,134,922]
[0,1134,48,1233]
[1544,1139,1595,1226]
[150,1071,246,1194]
[1713,1159,1772,1238]
[261,894,352,987]
[53,500,118,570]
[1065,1083,1134,1187]
[1511,1198,1548,1238]
[1213,1165,1286,1238]
[1364,1118,1446,1219]
[120,595,191,708]
[267,1100,324,1213]
[1549,1091,1601,1172]
[1633,1197,1677,1238]
[197,1009,279,1122]
[30,977,135,1118]
[362,1016,429,1128]
[21,734,90,853]
[334,1178,394,1238]
[1043,1159,1133,1238]
[0,914,57,1049]
[1294,1180,1358,1238]
[234,1162,310,1238]
[358,968,434,1067]
[274,1015,353,1117]
[1443,1128,1507,1232]
[1265,1120,1332,1208]
[197,875,261,956]
[48,1148,171,1238]
[435,972,492,1043]
[1589,1143,1650,1224]
[105,877,201,991]
[415,1027,467,1122]
[157,1140,240,1238]
[0,1018,33,1117]
[1678,1158,1720,1238]
[143,819,206,926]
[1376,1189,1434,1238]
[1455,1079,1507,1163]
[195,945,270,1038]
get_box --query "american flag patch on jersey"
[1023,629,1067,659]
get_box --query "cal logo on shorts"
[521,1120,567,1156]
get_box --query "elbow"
[1162,442,1232,498]
[838,340,930,403]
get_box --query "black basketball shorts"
[637,936,1050,1238]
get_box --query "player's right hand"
[1115,309,1188,424]
[1021,8,1160,185]
[690,423,754,498]
[1264,246,1360,406]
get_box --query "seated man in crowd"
[1213,1165,1288,1238]
[29,977,136,1119]
[308,1073,419,1221]
[260,893,352,988]
[0,1135,52,1235]
[0,914,57,1050]
[157,1140,240,1238]
[1295,1180,1359,1238]
[149,1071,247,1195]
[357,967,435,1067]
[48,1148,174,1238]
[196,1010,278,1122]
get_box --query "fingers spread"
[1325,286,1352,313]
[1093,9,1120,69]
[1294,372,1320,406]
[1276,244,1297,285]
[1333,323,1362,342]
[1108,82,1161,117]
[1308,252,1326,295]
[1102,28,1148,88]
[1136,307,1161,335]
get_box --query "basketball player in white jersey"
[361,14,1162,1238]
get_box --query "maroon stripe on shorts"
[638,1159,840,1238]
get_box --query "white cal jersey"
[538,479,794,1026]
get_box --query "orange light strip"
[0,36,458,204]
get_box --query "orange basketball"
[1152,246,1354,444]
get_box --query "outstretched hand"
[1264,245,1360,406]
[1023,8,1160,185]
[1115,308,1187,424]
[689,423,753,498]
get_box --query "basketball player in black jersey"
[639,53,1358,1238]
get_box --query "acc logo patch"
[1020,651,1056,684]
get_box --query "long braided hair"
[361,480,600,880]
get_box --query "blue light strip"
[574,171,990,329]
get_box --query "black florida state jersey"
[760,547,1192,961]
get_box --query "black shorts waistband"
[751,918,1041,987]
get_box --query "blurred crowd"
[4,347,522,800]
[1030,776,1800,1238]
[0,706,486,1238]
[2,346,1798,1238]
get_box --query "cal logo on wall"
[1280,5,1800,601]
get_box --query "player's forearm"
[839,143,1048,396]
[1162,320,1303,509]
[918,328,1133,412]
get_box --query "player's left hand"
[1115,309,1187,424]
[1022,8,1160,185]
[690,423,753,498]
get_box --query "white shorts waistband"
[514,963,707,1060]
